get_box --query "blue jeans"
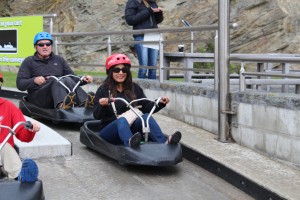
[134,36,159,79]
[98,113,167,146]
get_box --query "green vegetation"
[74,70,106,77]
[169,77,184,82]
[1,71,17,88]
[193,42,215,74]
[229,63,242,74]
[193,41,242,74]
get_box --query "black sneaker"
[167,131,182,144]
[129,132,142,148]
[62,92,76,109]
[85,91,95,108]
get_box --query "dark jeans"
[98,113,167,146]
[27,77,87,109]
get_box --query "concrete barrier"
[14,116,72,159]
[131,79,300,168]
[5,80,300,167]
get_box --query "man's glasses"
[112,67,129,73]
[37,43,52,47]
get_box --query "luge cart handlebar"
[47,74,85,93]
[112,97,162,142]
[0,121,33,151]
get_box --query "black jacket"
[93,82,165,130]
[125,0,164,37]
[16,52,74,94]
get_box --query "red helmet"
[105,53,131,74]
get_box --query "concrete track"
[7,98,253,200]
[37,121,253,200]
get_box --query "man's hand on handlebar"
[34,76,46,85]
[159,96,169,105]
[83,75,93,83]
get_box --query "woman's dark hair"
[103,64,136,101]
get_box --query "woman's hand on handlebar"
[159,96,169,105]
[83,75,93,83]
[99,98,110,106]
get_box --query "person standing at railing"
[125,0,164,79]
[16,32,95,109]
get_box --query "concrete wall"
[133,79,300,168]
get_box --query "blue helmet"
[33,32,53,45]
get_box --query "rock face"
[231,0,300,53]
[1,0,300,66]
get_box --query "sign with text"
[0,16,43,66]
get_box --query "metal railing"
[44,14,300,93]
[42,14,57,34]
[230,54,300,94]
[50,25,218,81]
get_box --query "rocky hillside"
[1,0,300,67]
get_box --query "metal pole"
[49,15,56,54]
[107,35,112,55]
[54,37,58,55]
[191,31,194,53]
[218,0,230,142]
[239,63,245,92]
[159,33,164,83]
[214,30,219,90]
[50,17,53,33]
[282,63,290,93]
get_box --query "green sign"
[0,16,43,66]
